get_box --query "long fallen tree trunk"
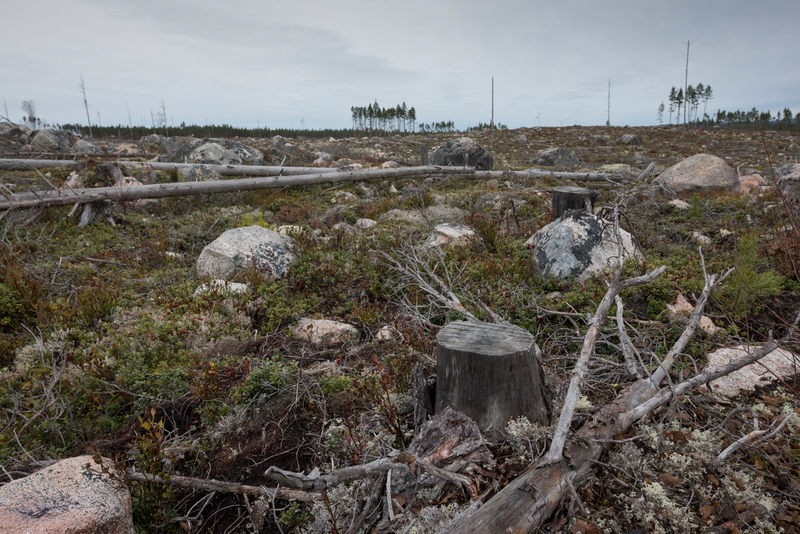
[0,158,339,176]
[0,166,473,210]
[0,165,626,211]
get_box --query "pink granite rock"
[0,455,134,534]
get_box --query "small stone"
[669,199,691,210]
[294,318,359,345]
[381,160,398,169]
[692,232,711,245]
[355,218,377,230]
[666,294,694,319]
[194,280,249,295]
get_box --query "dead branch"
[125,471,319,502]
[264,451,476,496]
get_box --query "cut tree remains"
[435,321,551,441]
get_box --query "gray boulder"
[774,164,800,202]
[31,129,70,151]
[530,147,583,167]
[421,223,476,249]
[429,137,493,170]
[0,455,134,534]
[160,136,203,162]
[205,138,264,165]
[72,139,103,154]
[197,225,296,280]
[187,143,241,166]
[179,164,222,182]
[140,133,166,149]
[653,153,739,194]
[616,133,643,145]
[525,211,642,282]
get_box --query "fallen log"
[0,158,338,176]
[0,166,472,210]
[472,169,626,182]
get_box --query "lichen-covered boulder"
[525,211,642,282]
[31,129,70,151]
[293,318,359,345]
[775,164,800,202]
[421,223,476,249]
[653,154,739,194]
[71,139,102,154]
[197,226,296,280]
[530,147,583,168]
[179,164,222,182]
[186,139,264,166]
[0,455,134,534]
[429,137,493,170]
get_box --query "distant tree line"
[351,101,416,137]
[465,121,508,132]
[658,84,799,131]
[58,123,356,141]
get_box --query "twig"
[126,471,319,501]
[715,414,795,465]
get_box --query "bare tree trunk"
[0,166,472,210]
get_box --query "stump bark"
[552,186,599,218]
[436,321,551,440]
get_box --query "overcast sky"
[3,0,799,131]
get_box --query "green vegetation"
[1,125,798,532]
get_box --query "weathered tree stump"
[436,321,551,440]
[552,186,599,218]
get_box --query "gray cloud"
[2,0,798,129]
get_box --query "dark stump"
[552,186,599,218]
[436,321,551,440]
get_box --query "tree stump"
[552,186,599,218]
[436,321,551,440]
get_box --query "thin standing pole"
[607,77,611,127]
[491,77,494,154]
[683,39,692,132]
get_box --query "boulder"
[111,143,139,156]
[669,199,691,210]
[187,143,240,166]
[738,173,764,194]
[31,129,70,151]
[71,139,102,154]
[160,136,203,162]
[698,345,798,397]
[429,137,493,170]
[421,223,476,249]
[196,225,296,280]
[140,133,166,148]
[293,318,359,345]
[0,455,134,534]
[381,160,398,169]
[775,164,800,201]
[312,152,332,166]
[653,154,740,194]
[525,211,642,282]
[596,163,639,178]
[616,133,643,145]
[179,164,222,182]
[355,218,377,230]
[531,147,583,168]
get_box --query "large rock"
[197,226,296,280]
[653,154,740,194]
[531,147,583,168]
[0,455,134,534]
[186,139,264,166]
[616,133,643,145]
[775,164,800,202]
[71,139,102,154]
[429,137,493,170]
[525,211,642,282]
[179,164,222,182]
[160,136,203,162]
[31,129,70,151]
[698,345,798,398]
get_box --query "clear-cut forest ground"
[1,124,799,533]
